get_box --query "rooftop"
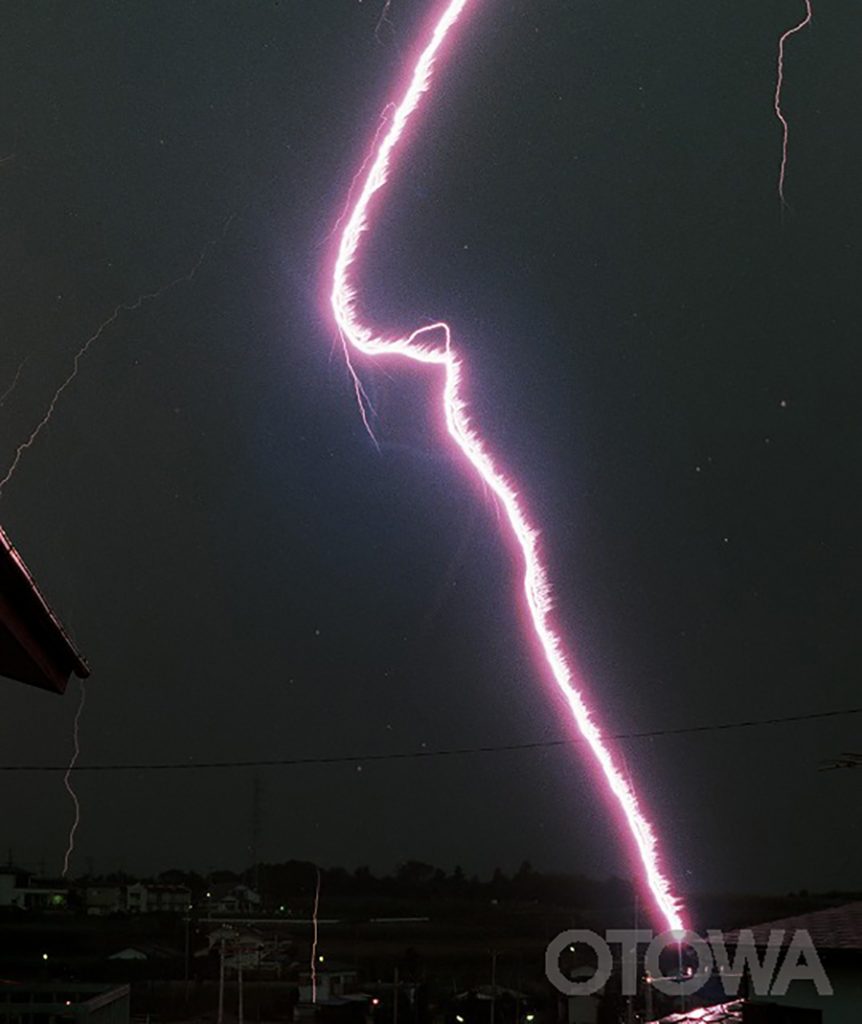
[727,901,862,952]
[647,1001,743,1023]
[0,523,88,693]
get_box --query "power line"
[3,706,859,774]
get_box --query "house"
[204,883,262,915]
[0,868,24,906]
[298,963,360,1003]
[126,882,191,914]
[724,901,862,1024]
[83,885,125,916]
[0,523,88,694]
[0,869,68,910]
[206,925,271,970]
[109,945,179,962]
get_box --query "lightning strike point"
[310,866,321,1004]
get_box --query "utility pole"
[489,951,497,1024]
[217,938,225,1024]
[238,960,244,1024]
[184,915,191,1003]
[625,891,637,1024]
[250,774,262,894]
[393,966,399,1024]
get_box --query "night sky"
[0,1,858,897]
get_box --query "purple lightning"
[774,1,813,207]
[328,0,685,931]
[62,680,86,877]
[310,866,321,1003]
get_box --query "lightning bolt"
[310,866,321,1003]
[0,223,232,497]
[775,1,813,207]
[328,0,684,931]
[61,680,86,878]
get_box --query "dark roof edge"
[0,523,89,680]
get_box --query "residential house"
[298,963,359,1003]
[0,869,68,910]
[84,885,125,916]
[204,883,262,916]
[726,900,862,1024]
[126,882,190,914]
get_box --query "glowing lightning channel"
[775,1,813,207]
[62,680,86,878]
[328,0,685,932]
[310,866,321,1003]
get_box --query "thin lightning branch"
[339,329,379,447]
[324,106,395,443]
[328,0,685,931]
[775,1,813,207]
[0,229,229,497]
[310,866,321,1004]
[0,357,27,407]
[375,0,395,45]
[62,680,86,878]
[322,104,396,252]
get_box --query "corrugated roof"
[0,522,88,693]
[727,901,862,952]
[647,1000,744,1023]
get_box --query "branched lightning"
[62,680,86,877]
[375,0,395,45]
[775,1,813,207]
[0,227,231,497]
[328,0,685,931]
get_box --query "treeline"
[79,859,635,910]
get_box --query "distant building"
[204,883,262,915]
[298,963,359,1003]
[0,869,68,910]
[108,945,178,962]
[126,883,190,914]
[83,885,125,916]
[0,524,88,694]
[0,869,21,906]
